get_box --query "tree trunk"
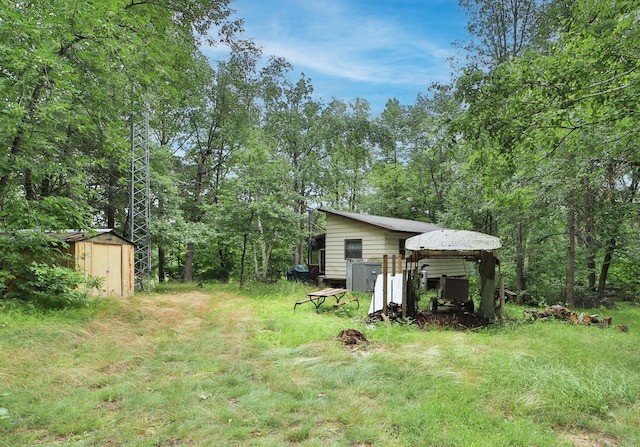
[597,239,615,302]
[239,233,248,288]
[566,204,576,307]
[183,242,194,283]
[294,240,304,266]
[252,242,260,281]
[587,255,597,291]
[515,217,526,293]
[255,216,275,281]
[294,203,306,265]
[158,246,166,283]
[106,170,118,229]
[218,247,229,283]
[582,186,597,291]
[261,242,270,281]
[24,169,36,200]
[478,251,497,320]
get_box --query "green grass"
[1,281,639,446]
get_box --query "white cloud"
[206,0,465,109]
[250,4,455,87]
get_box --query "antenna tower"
[130,111,151,290]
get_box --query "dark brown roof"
[320,208,441,233]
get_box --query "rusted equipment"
[428,276,474,314]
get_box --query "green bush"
[0,233,95,309]
[22,262,89,308]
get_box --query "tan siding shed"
[53,230,135,298]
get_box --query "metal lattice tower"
[130,112,151,291]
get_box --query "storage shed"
[51,229,135,298]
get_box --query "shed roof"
[47,229,133,244]
[320,208,441,234]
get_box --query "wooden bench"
[294,288,359,310]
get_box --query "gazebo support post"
[498,264,505,324]
[382,254,388,318]
[478,251,497,320]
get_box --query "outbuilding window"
[344,239,362,259]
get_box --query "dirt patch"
[561,431,620,447]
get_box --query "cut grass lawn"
[1,281,639,446]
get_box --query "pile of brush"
[524,304,627,331]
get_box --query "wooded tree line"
[1,0,638,307]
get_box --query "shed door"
[91,243,123,297]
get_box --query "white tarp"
[368,273,404,315]
[405,229,501,256]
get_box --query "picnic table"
[294,287,359,310]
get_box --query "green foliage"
[0,0,239,288]
[609,258,640,298]
[0,197,93,231]
[0,233,98,309]
[1,0,639,305]
[319,98,374,211]
[459,0,545,65]
[453,0,640,302]
[19,262,89,309]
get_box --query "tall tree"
[231,128,301,282]
[458,0,550,297]
[0,0,238,218]
[179,50,259,282]
[404,88,462,222]
[320,98,374,211]
[366,99,413,218]
[460,0,547,65]
[455,0,640,305]
[263,74,325,265]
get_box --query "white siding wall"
[382,232,408,274]
[325,214,384,280]
[325,215,474,280]
[417,257,475,279]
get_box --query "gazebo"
[405,229,503,320]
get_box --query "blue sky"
[204,0,469,115]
